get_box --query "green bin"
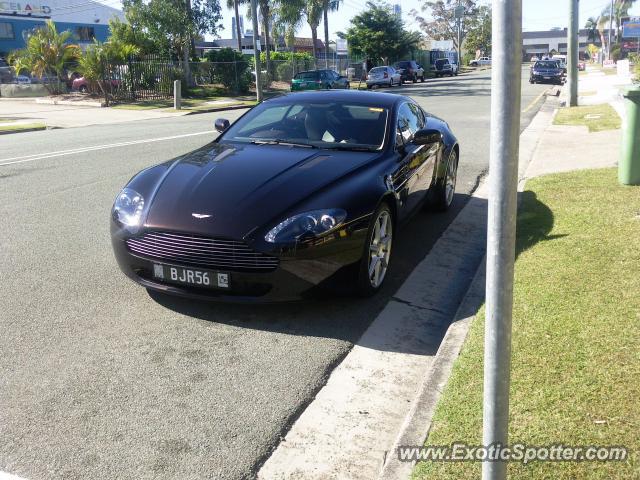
[620,86,640,185]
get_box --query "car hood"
[144,142,380,239]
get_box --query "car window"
[396,103,421,145]
[409,104,425,130]
[221,101,389,150]
[371,67,385,73]
[535,61,559,69]
[294,71,319,81]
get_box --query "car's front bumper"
[366,79,391,86]
[111,217,370,302]
[530,74,564,84]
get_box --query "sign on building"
[623,17,640,38]
[336,38,348,55]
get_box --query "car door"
[390,103,431,220]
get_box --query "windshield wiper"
[250,139,317,148]
[325,145,378,152]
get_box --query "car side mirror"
[413,128,443,145]
[215,118,230,133]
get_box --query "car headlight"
[113,188,145,228]
[265,209,347,243]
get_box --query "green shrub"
[611,44,622,62]
[205,48,251,93]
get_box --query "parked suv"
[392,60,425,83]
[433,58,455,77]
[290,69,350,91]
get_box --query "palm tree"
[322,0,341,68]
[585,16,599,43]
[258,0,272,80]
[306,0,323,67]
[227,0,245,53]
[9,20,79,93]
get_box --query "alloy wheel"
[445,152,458,206]
[368,210,392,288]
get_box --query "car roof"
[268,89,409,109]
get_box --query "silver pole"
[251,0,263,102]
[568,0,579,107]
[482,0,521,478]
[608,0,614,60]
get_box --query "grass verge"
[412,168,640,480]
[554,104,621,132]
[0,122,46,133]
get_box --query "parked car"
[366,66,402,88]
[470,57,491,67]
[530,55,540,62]
[433,58,455,77]
[529,60,565,85]
[392,60,425,83]
[110,90,460,301]
[290,70,350,91]
[0,57,14,83]
[72,76,120,93]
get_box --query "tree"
[8,20,80,93]
[463,4,490,57]
[108,17,156,55]
[322,0,341,67]
[306,0,324,66]
[585,16,599,43]
[411,0,477,52]
[226,0,245,53]
[341,1,422,64]
[121,0,222,59]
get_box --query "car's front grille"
[126,231,279,272]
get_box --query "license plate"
[544,76,551,79]
[152,263,230,289]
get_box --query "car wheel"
[345,82,350,89]
[420,75,425,82]
[357,203,393,296]
[427,149,458,212]
[367,85,372,89]
[79,85,88,93]
[413,75,417,83]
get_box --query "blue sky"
[102,0,640,40]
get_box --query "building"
[0,0,124,55]
[522,28,611,60]
[231,15,244,40]
[393,4,401,18]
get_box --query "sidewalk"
[405,70,631,479]
[0,97,190,128]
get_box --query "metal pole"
[250,0,263,102]
[608,0,614,60]
[568,0,579,107]
[482,0,521,478]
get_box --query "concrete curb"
[183,104,252,115]
[377,259,486,480]
[377,92,559,480]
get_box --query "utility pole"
[568,0,579,107]
[482,0,521,478]
[455,3,464,64]
[608,0,614,60]
[250,0,263,102]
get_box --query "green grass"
[0,122,46,133]
[554,104,621,132]
[112,98,256,111]
[412,168,640,480]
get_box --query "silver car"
[366,66,402,89]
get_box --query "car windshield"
[370,67,386,73]
[220,101,389,151]
[535,61,559,69]
[395,62,410,68]
[294,71,319,81]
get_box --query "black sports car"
[111,90,459,302]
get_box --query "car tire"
[426,149,458,212]
[420,75,425,82]
[79,85,88,93]
[357,202,393,297]
[345,82,350,89]
[413,75,417,83]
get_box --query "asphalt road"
[0,68,548,480]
